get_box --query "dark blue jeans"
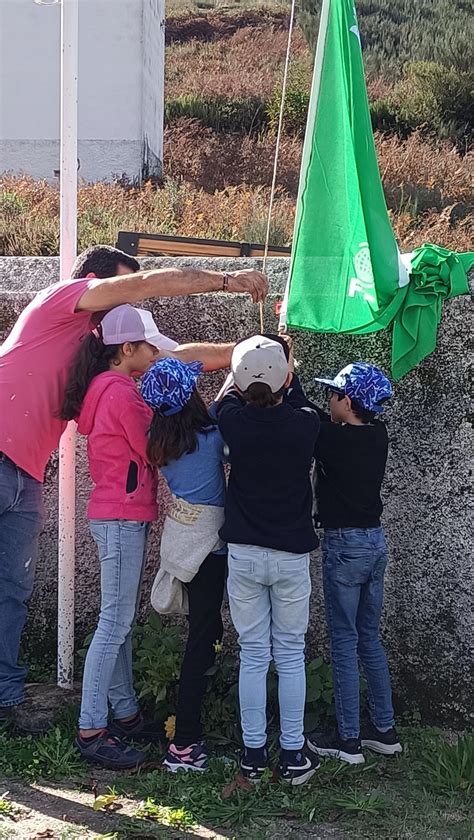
[0,455,44,707]
[322,527,395,740]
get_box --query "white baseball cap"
[231,335,289,393]
[100,304,178,351]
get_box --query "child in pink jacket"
[61,304,177,769]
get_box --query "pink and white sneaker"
[163,741,209,773]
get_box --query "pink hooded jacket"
[77,372,158,522]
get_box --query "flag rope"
[259,0,297,333]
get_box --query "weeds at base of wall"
[0,721,472,839]
[76,612,343,746]
[2,612,473,837]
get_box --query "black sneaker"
[307,730,364,765]
[240,745,270,782]
[109,712,164,745]
[76,730,146,769]
[163,741,209,773]
[361,722,402,755]
[278,740,320,786]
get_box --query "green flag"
[281,0,407,335]
[390,245,472,379]
[280,0,472,380]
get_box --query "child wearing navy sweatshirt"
[217,336,321,786]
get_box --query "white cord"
[259,0,298,333]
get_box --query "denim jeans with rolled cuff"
[322,526,395,740]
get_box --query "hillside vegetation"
[1,1,472,256]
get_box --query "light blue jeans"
[79,520,149,730]
[227,543,311,751]
[323,527,395,740]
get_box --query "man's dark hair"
[70,245,140,279]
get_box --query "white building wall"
[0,0,164,183]
[141,0,165,179]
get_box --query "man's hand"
[227,270,268,304]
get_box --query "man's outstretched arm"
[76,267,268,312]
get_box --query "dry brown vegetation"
[1,6,472,257]
[165,8,291,45]
[2,128,472,256]
[166,26,310,100]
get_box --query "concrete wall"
[0,256,473,726]
[0,0,164,182]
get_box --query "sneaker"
[163,741,209,773]
[307,730,364,765]
[240,745,270,782]
[109,712,164,745]
[278,740,320,786]
[76,730,146,769]
[361,722,402,755]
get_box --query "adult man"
[0,244,268,721]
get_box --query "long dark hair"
[147,389,216,467]
[60,333,123,420]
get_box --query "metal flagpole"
[278,0,330,334]
[57,0,78,689]
[34,0,78,689]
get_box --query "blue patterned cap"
[140,358,203,416]
[315,362,392,413]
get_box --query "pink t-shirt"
[0,279,94,482]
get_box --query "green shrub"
[267,63,310,137]
[79,616,337,744]
[0,191,26,219]
[393,61,474,144]
[165,94,268,134]
[369,98,399,133]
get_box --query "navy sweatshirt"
[217,389,320,553]
[287,375,388,529]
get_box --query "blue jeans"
[79,519,149,730]
[0,455,44,707]
[227,543,311,751]
[322,527,395,740]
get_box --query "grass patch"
[0,796,14,817]
[418,734,474,794]
[135,798,196,829]
[0,717,472,838]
